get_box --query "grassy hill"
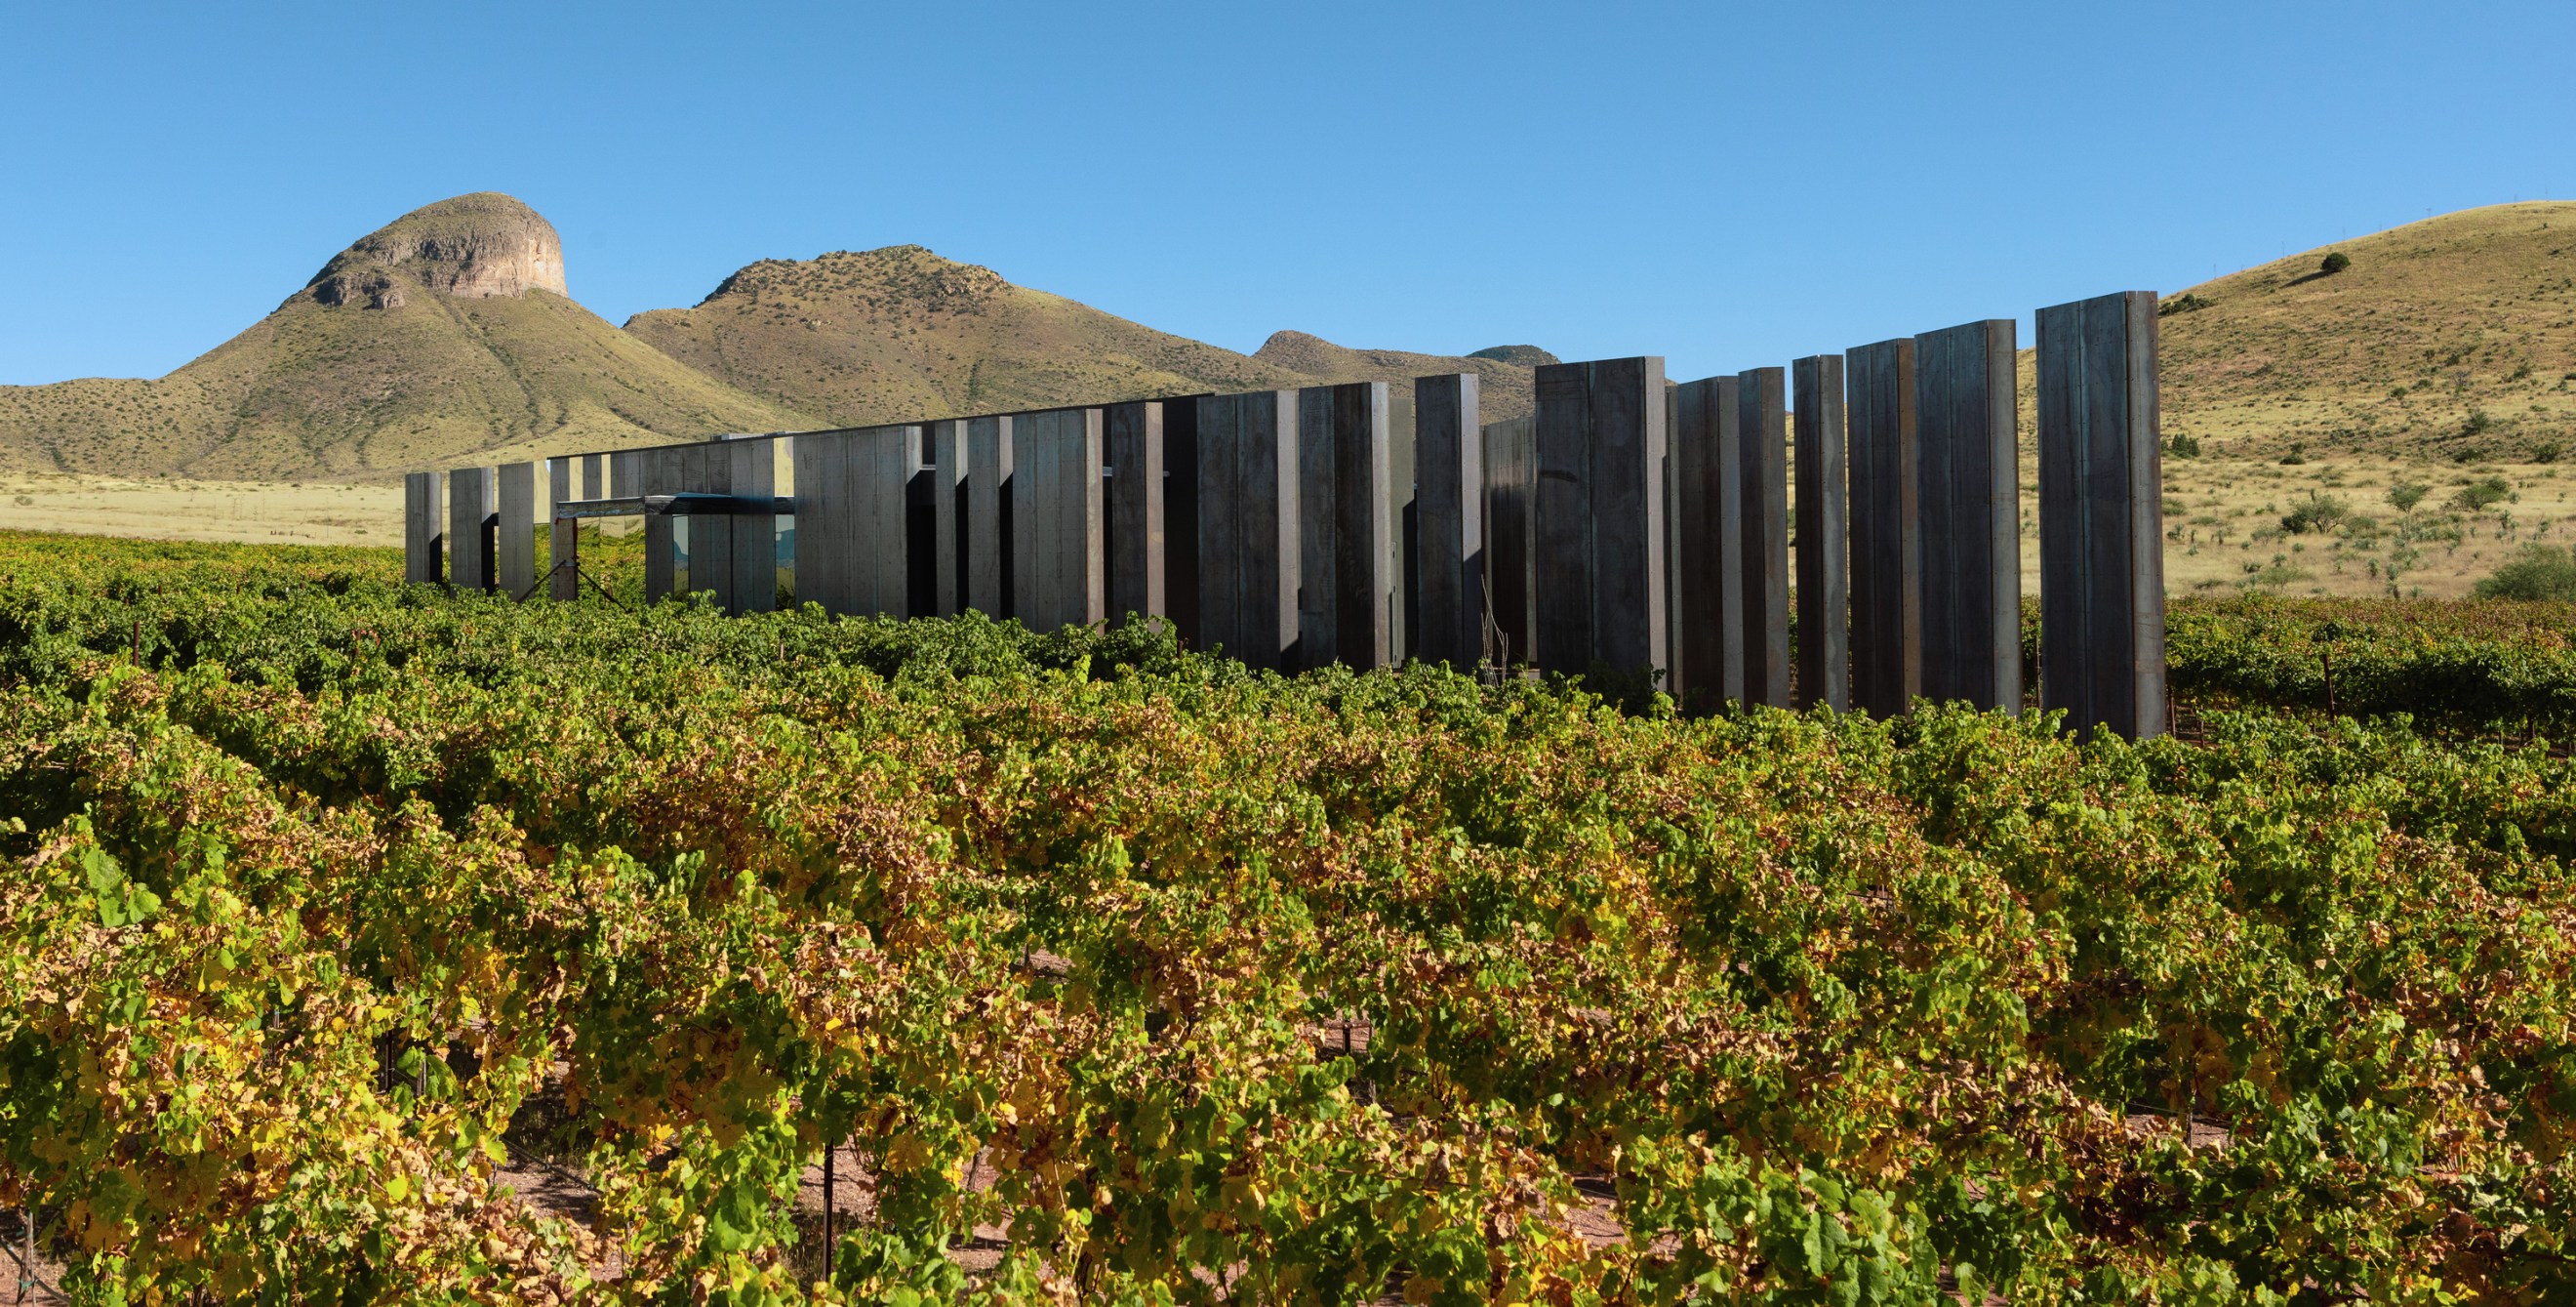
[0,194,812,479]
[624,244,1555,426]
[623,246,1312,424]
[2153,201,2576,461]
[2014,202,2576,602]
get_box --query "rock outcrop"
[300,192,568,309]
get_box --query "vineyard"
[3,528,2575,1304]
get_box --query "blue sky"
[4,0,2570,388]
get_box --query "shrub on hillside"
[2320,251,2352,275]
[2387,480,2430,513]
[2280,492,2350,534]
[2455,476,2513,511]
[2475,544,2576,602]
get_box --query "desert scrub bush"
[2475,542,2576,602]
[2279,491,2351,534]
[2455,476,2514,511]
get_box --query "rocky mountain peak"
[302,191,568,309]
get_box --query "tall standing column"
[1012,408,1106,634]
[1295,388,1337,668]
[1010,414,1043,626]
[1342,381,1396,670]
[1413,374,1483,669]
[879,425,920,617]
[1791,356,1848,711]
[645,448,684,601]
[1737,368,1791,707]
[795,425,916,618]
[1161,395,1204,648]
[1670,376,1743,708]
[1295,383,1395,670]
[967,416,1015,619]
[1914,319,2023,713]
[1481,415,1536,669]
[1846,340,1920,715]
[906,439,938,618]
[933,420,971,617]
[1531,356,1668,679]
[1666,384,1680,683]
[673,442,731,606]
[727,436,778,614]
[1388,386,1415,663]
[405,471,443,585]
[1196,391,1298,671]
[1104,401,1165,623]
[448,466,494,592]
[497,462,537,600]
[787,433,839,614]
[930,420,967,615]
[1532,367,1589,674]
[889,426,922,617]
[2037,291,2166,740]
[547,459,578,600]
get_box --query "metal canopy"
[551,493,793,519]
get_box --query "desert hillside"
[623,246,1312,425]
[2009,203,2576,603]
[0,194,812,479]
[2153,201,2576,461]
[625,244,1559,426]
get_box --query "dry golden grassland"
[0,473,402,546]
[2130,452,2565,600]
[2154,202,2576,467]
[1946,446,2573,604]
